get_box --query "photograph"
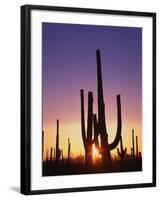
[21,5,156,194]
[42,22,142,176]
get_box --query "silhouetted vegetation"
[42,49,142,176]
[55,120,61,164]
[43,154,142,176]
[80,89,93,167]
[67,138,71,162]
[117,136,127,162]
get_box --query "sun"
[92,144,101,160]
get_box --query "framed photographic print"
[21,4,156,195]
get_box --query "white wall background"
[0,0,159,199]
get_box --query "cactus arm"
[80,89,87,148]
[80,89,93,166]
[87,92,93,145]
[131,129,135,158]
[117,148,127,161]
[108,95,122,150]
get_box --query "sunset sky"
[42,22,142,160]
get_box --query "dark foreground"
[43,156,142,176]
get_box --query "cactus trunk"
[131,129,135,159]
[55,120,61,163]
[50,147,53,162]
[96,49,111,164]
[42,130,44,161]
[68,138,71,162]
[96,49,122,166]
[80,89,93,167]
[80,49,122,167]
[136,135,139,159]
[53,148,55,160]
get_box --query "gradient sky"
[42,22,142,160]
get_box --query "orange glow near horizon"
[42,119,142,161]
[42,92,142,161]
[92,144,101,160]
[42,23,142,163]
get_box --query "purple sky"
[42,22,142,154]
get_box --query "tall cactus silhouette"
[131,129,135,159]
[136,135,139,159]
[53,148,55,161]
[68,138,71,162]
[80,89,93,167]
[117,136,127,162]
[55,120,61,163]
[94,49,122,166]
[50,147,53,162]
[42,130,44,161]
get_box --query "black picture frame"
[21,4,156,195]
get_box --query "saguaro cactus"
[53,148,55,160]
[55,120,61,163]
[136,135,139,159]
[131,129,135,159]
[80,89,93,167]
[95,49,122,166]
[42,130,44,161]
[68,138,71,162]
[117,136,127,162]
[50,147,53,162]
